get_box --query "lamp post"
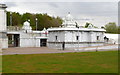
[77,27,79,50]
[76,22,79,51]
[10,12,12,26]
[28,19,30,22]
[36,18,38,31]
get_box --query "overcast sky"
[1,0,119,27]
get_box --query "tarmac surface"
[2,47,79,55]
[2,44,118,55]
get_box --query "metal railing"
[7,26,22,31]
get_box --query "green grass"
[2,51,118,73]
[0,55,2,73]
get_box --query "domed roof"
[65,12,73,21]
[62,12,76,28]
[42,28,47,31]
[23,21,30,26]
[22,21,32,31]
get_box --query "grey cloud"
[48,3,59,8]
[4,2,118,26]
[53,2,118,17]
[4,2,17,8]
[5,2,117,17]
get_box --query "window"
[76,36,79,40]
[40,33,41,36]
[97,36,99,40]
[55,36,58,40]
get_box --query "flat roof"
[7,31,20,34]
[47,27,106,32]
[0,4,7,8]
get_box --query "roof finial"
[68,12,70,14]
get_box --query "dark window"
[97,36,99,40]
[55,36,58,40]
[76,36,79,40]
[40,39,47,47]
[40,33,41,36]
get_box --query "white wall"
[20,33,37,47]
[65,31,104,42]
[0,6,8,49]
[48,31,65,42]
[19,32,44,47]
[48,29,105,49]
[104,33,119,44]
[0,37,8,49]
[0,8,6,31]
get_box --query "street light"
[10,12,12,26]
[77,26,79,51]
[36,18,38,31]
[75,22,80,51]
[28,19,30,22]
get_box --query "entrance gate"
[8,34,20,47]
[40,39,47,47]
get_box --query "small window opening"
[55,36,58,40]
[76,36,79,40]
[97,36,99,40]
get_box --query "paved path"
[2,47,79,55]
[2,44,118,55]
[69,44,118,51]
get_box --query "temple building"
[47,13,106,49]
[7,21,48,48]
[1,4,117,50]
[0,4,48,48]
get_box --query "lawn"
[0,55,2,73]
[2,51,118,73]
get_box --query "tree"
[7,12,63,30]
[105,22,119,34]
[36,13,62,30]
[12,12,21,26]
[7,12,22,26]
[7,12,10,26]
[85,22,90,28]
[84,22,98,28]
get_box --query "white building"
[0,4,48,48]
[0,4,8,49]
[104,33,119,44]
[47,13,106,50]
[7,21,48,48]
[0,4,48,49]
[1,4,116,50]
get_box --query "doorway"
[40,39,47,47]
[8,34,20,47]
[14,34,19,47]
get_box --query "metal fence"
[7,26,22,31]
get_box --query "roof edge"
[0,4,7,8]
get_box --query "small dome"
[23,21,30,26]
[62,12,76,28]
[42,28,46,31]
[65,13,73,21]
[22,21,32,32]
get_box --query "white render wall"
[0,8,7,31]
[48,31,65,42]
[47,28,105,49]
[7,30,48,48]
[0,4,8,49]
[0,32,8,49]
[19,33,40,47]
[0,38,8,49]
[48,30,105,43]
[47,42,104,50]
